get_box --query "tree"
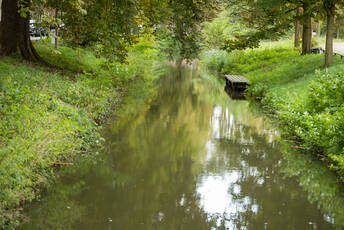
[294,7,302,48]
[301,1,313,55]
[222,0,332,56]
[321,0,344,66]
[159,0,220,63]
[0,0,43,61]
[0,0,162,62]
[223,0,294,51]
[323,1,336,66]
[291,0,320,55]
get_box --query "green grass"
[200,40,344,182]
[0,39,161,228]
[35,43,105,73]
[0,49,114,228]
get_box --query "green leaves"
[17,0,30,18]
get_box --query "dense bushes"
[278,69,344,178]
[200,41,344,181]
[0,39,161,228]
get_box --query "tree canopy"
[0,0,220,63]
[0,0,343,66]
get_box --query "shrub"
[279,70,344,178]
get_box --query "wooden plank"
[224,75,249,84]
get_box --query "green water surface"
[21,66,344,230]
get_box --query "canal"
[21,65,344,230]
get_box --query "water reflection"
[196,102,335,229]
[21,66,344,230]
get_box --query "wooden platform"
[224,75,249,84]
[223,75,249,100]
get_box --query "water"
[21,66,344,230]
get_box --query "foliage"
[201,9,253,49]
[278,69,344,178]
[30,0,220,62]
[222,0,294,51]
[156,0,221,61]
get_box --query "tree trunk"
[55,9,58,50]
[325,6,335,67]
[294,8,302,48]
[0,0,43,62]
[317,21,321,37]
[337,27,340,39]
[301,6,312,55]
[175,58,183,79]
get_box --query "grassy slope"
[200,40,344,181]
[0,46,117,227]
[0,40,160,228]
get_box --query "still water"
[21,66,344,230]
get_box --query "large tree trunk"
[294,7,302,48]
[337,27,340,39]
[325,6,335,67]
[0,0,43,62]
[302,4,312,55]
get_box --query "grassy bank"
[0,39,161,228]
[200,40,344,181]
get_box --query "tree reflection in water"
[21,66,344,230]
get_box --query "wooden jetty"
[224,75,249,100]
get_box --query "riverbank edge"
[0,43,160,228]
[246,76,344,184]
[249,97,344,181]
[199,42,344,183]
